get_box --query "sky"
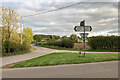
[0,0,119,37]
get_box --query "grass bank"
[9,52,119,68]
[2,47,35,57]
[35,44,120,52]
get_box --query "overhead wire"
[22,0,88,18]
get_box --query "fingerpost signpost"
[74,20,92,57]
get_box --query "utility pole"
[20,16,23,51]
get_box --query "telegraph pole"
[20,16,23,51]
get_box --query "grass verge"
[8,52,119,68]
[2,47,35,57]
[35,44,120,52]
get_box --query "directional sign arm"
[74,26,92,32]
[90,26,92,31]
[74,26,77,31]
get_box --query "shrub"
[46,38,74,48]
[88,36,119,50]
[61,38,74,48]
[31,40,37,44]
[47,41,61,47]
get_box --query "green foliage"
[31,40,37,44]
[5,40,11,53]
[50,35,55,41]
[61,38,74,48]
[47,41,61,47]
[2,47,35,57]
[70,34,79,43]
[88,36,119,50]
[62,35,68,39]
[33,34,60,42]
[2,6,19,53]
[46,38,74,48]
[1,6,33,55]
[23,27,33,50]
[55,36,60,40]
[34,35,43,42]
[10,32,21,52]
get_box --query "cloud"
[108,30,118,34]
[1,1,118,37]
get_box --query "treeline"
[45,38,74,48]
[1,6,33,54]
[34,34,82,48]
[35,34,119,50]
[87,36,119,50]
[34,34,82,43]
[33,34,60,42]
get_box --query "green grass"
[35,44,120,52]
[85,49,120,52]
[2,47,35,57]
[10,52,119,68]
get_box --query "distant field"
[74,43,90,50]
[8,52,119,68]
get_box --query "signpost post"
[83,20,86,57]
[74,20,92,57]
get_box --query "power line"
[22,1,88,18]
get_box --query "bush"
[88,36,119,50]
[31,40,37,44]
[46,38,74,48]
[47,41,61,47]
[61,38,74,48]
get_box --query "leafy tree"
[1,6,34,55]
[50,35,55,41]
[55,36,60,40]
[10,31,21,52]
[34,35,43,42]
[34,35,61,42]
[70,34,79,43]
[62,35,68,39]
[2,6,19,53]
[23,27,33,50]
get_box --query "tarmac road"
[2,45,118,66]
[2,45,119,78]
[2,61,118,78]
[2,45,55,66]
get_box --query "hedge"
[45,38,74,48]
[87,36,119,50]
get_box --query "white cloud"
[1,1,118,37]
[97,18,117,23]
[32,27,47,31]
